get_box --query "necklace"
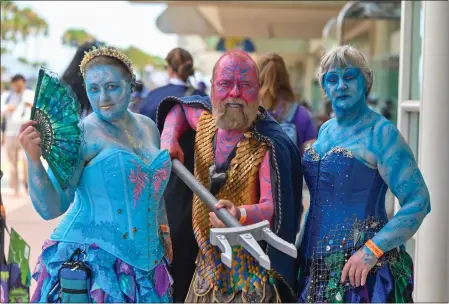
[124,129,142,149]
[124,129,150,165]
[100,115,150,165]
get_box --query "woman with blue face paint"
[297,45,430,303]
[19,46,173,302]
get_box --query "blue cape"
[157,95,304,297]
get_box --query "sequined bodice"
[50,149,171,271]
[301,146,388,259]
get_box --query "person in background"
[197,81,207,95]
[129,81,150,113]
[139,47,207,122]
[367,95,380,113]
[61,41,104,119]
[381,99,394,121]
[0,74,34,196]
[325,99,335,119]
[299,100,312,112]
[257,53,317,156]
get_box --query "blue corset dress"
[31,150,173,303]
[298,146,413,303]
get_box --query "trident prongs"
[239,233,271,269]
[172,159,298,270]
[261,227,297,258]
[214,234,233,267]
[209,221,297,270]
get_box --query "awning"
[154,6,218,36]
[150,1,346,40]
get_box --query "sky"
[3,1,179,78]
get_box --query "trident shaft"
[172,159,297,270]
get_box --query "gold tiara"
[79,46,134,79]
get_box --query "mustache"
[222,98,246,107]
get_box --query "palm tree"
[1,3,48,60]
[1,47,8,56]
[61,29,96,48]
[17,57,29,65]
[17,56,47,70]
[121,46,165,77]
[1,1,18,25]
[31,61,47,69]
[30,15,49,63]
[18,7,33,56]
[1,1,21,54]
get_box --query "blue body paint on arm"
[27,155,83,220]
[371,120,430,252]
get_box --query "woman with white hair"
[297,45,430,303]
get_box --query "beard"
[212,97,259,131]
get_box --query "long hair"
[61,41,102,115]
[257,53,295,116]
[165,47,194,82]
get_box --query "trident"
[172,159,297,270]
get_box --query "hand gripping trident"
[172,159,297,270]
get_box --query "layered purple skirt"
[31,240,172,303]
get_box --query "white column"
[415,1,449,302]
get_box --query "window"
[410,1,422,100]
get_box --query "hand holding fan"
[30,67,83,190]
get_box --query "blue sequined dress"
[31,149,173,303]
[298,145,413,303]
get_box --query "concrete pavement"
[2,145,59,295]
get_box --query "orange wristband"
[160,224,170,233]
[239,208,247,224]
[365,240,383,258]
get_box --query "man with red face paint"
[157,50,303,303]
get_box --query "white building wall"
[414,1,449,302]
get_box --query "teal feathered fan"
[30,67,83,190]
